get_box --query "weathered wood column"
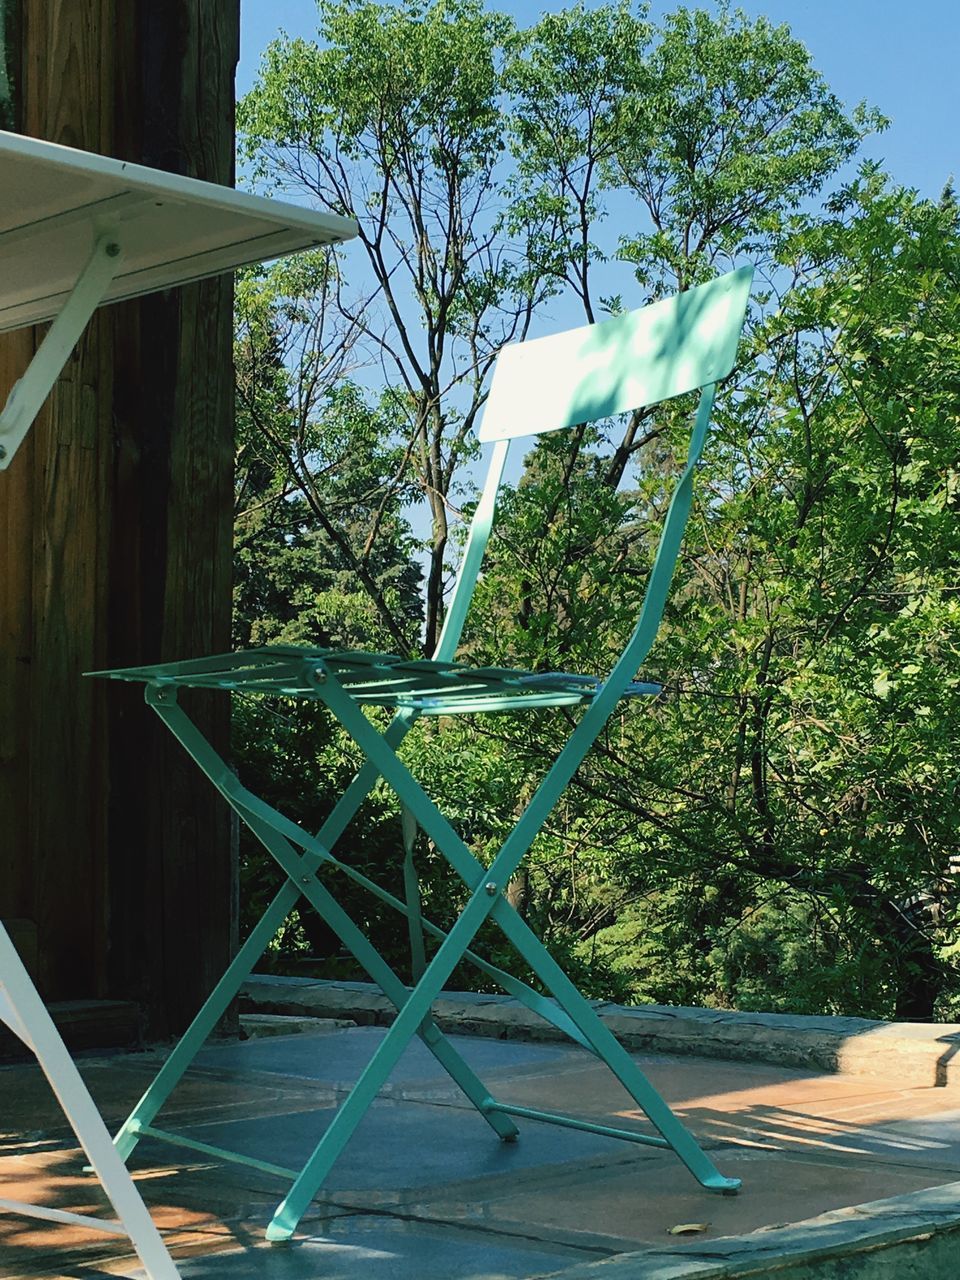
[0,1,239,1035]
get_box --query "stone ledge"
[0,998,141,1062]
[240,975,960,1086]
[529,1182,960,1279]
[239,1013,357,1039]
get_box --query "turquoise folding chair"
[88,265,754,1241]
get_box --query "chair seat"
[89,644,662,715]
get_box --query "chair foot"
[501,1132,519,1144]
[265,1216,296,1243]
[706,1175,741,1195]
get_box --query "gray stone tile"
[156,1095,632,1197]
[195,1025,585,1088]
[168,1214,590,1280]
[412,1146,955,1249]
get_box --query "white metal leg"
[0,235,123,469]
[0,923,180,1278]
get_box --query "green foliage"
[239,0,545,654]
[614,3,883,286]
[504,2,651,316]
[232,0,959,1022]
[233,256,423,653]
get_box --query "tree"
[557,176,960,1018]
[239,0,549,655]
[235,1,960,1020]
[233,254,422,653]
[507,2,876,488]
[231,255,427,963]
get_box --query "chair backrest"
[434,266,753,668]
[478,266,753,443]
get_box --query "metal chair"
[89,264,754,1241]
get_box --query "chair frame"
[89,266,754,1241]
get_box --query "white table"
[0,128,357,1276]
[0,127,357,467]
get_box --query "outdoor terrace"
[3,983,960,1280]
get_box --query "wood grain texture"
[0,1,239,1034]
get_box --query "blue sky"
[238,0,957,200]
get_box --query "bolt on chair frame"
[89,265,754,1241]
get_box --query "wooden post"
[0,1,239,1036]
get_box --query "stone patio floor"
[3,1021,960,1279]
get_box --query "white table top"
[0,129,357,333]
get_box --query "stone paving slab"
[528,1183,960,1279]
[3,1025,960,1279]
[486,1053,960,1172]
[147,1096,627,1197]
[412,1146,950,1251]
[139,1215,587,1280]
[241,975,960,1085]
[195,1023,582,1089]
[0,1053,340,1146]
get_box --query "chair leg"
[266,832,615,1239]
[267,804,736,1240]
[113,868,310,1159]
[491,908,741,1192]
[114,697,518,1168]
[238,806,519,1144]
[114,721,410,1160]
[115,843,516,1167]
[288,679,740,1200]
[266,890,507,1240]
[135,680,735,1243]
[332,676,741,1194]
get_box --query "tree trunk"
[0,0,239,1036]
